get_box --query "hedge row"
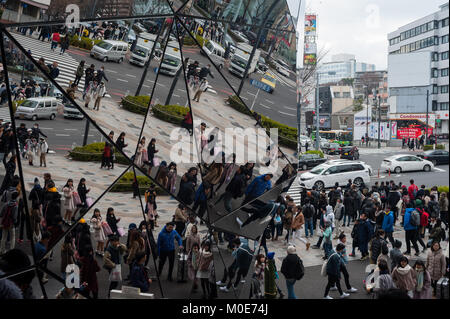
[121,95,189,124]
[423,144,445,151]
[304,150,324,158]
[183,32,209,47]
[110,171,166,194]
[68,142,129,165]
[68,35,102,51]
[227,95,297,149]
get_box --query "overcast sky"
[286,0,447,69]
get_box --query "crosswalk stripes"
[9,33,111,98]
[286,183,302,206]
[0,106,11,122]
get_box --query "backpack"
[303,204,314,218]
[1,203,16,228]
[410,210,421,227]
[321,253,338,277]
[296,258,305,280]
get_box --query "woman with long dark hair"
[77,178,90,208]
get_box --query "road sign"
[250,79,272,93]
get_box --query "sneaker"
[348,253,355,257]
[236,217,243,228]
[324,295,333,299]
[219,286,229,292]
[347,287,358,293]
[414,252,420,256]
[330,286,337,291]
[340,292,350,298]
[216,280,225,286]
[403,251,411,256]
[240,280,246,283]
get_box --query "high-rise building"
[387,2,449,136]
[318,53,375,84]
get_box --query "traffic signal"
[312,111,316,115]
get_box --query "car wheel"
[431,160,437,166]
[50,114,56,120]
[32,115,37,121]
[353,177,363,187]
[118,57,123,63]
[302,164,308,171]
[423,165,431,172]
[102,56,108,62]
[394,166,402,174]
[314,181,324,191]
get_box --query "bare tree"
[298,46,329,103]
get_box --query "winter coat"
[403,208,418,231]
[245,174,272,198]
[291,212,305,230]
[60,243,74,273]
[281,254,303,280]
[103,243,127,269]
[79,256,100,293]
[413,270,432,299]
[225,173,246,199]
[370,237,388,262]
[387,190,401,209]
[357,219,372,247]
[0,200,18,228]
[326,252,342,278]
[157,226,182,254]
[197,250,213,271]
[186,233,200,254]
[392,265,416,291]
[130,262,150,293]
[42,190,61,226]
[382,211,394,233]
[429,226,446,243]
[426,249,446,281]
[126,239,145,264]
[389,248,403,271]
[0,270,23,299]
[235,243,254,271]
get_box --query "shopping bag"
[109,264,122,282]
[117,227,125,237]
[152,157,160,167]
[72,192,82,206]
[85,197,94,207]
[102,221,113,236]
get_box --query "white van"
[15,97,62,121]
[202,40,225,69]
[90,40,128,63]
[159,42,182,76]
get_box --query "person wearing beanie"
[280,246,304,299]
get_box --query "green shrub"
[152,104,189,125]
[110,171,166,194]
[424,144,445,151]
[69,142,129,164]
[438,186,449,194]
[122,96,149,115]
[68,35,102,51]
[304,150,324,158]
[227,95,252,116]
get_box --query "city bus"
[311,130,353,146]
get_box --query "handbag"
[102,221,113,236]
[85,197,94,207]
[117,227,125,237]
[152,157,160,167]
[109,264,122,282]
[72,192,82,206]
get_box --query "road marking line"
[260,104,270,109]
[434,167,446,172]
[64,129,78,131]
[265,99,274,104]
[157,83,164,87]
[117,78,128,82]
[55,134,70,137]
[173,94,180,97]
[143,84,151,88]
[284,106,296,111]
[40,128,54,130]
[106,70,118,73]
[241,96,248,100]
[177,89,186,92]
[278,111,295,116]
[126,74,136,78]
[247,91,256,96]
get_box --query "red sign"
[397,128,433,138]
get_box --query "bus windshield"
[319,131,336,140]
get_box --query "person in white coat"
[38,137,48,167]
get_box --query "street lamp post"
[377,90,381,149]
[426,89,429,144]
[315,73,320,150]
[365,86,369,147]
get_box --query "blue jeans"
[343,214,352,226]
[285,278,297,299]
[323,242,333,258]
[305,218,313,237]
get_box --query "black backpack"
[296,258,305,280]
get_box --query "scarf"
[416,269,424,292]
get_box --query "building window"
[427,21,434,31]
[432,52,439,61]
[442,51,449,60]
[334,92,341,98]
[442,17,449,28]
[440,85,449,94]
[432,68,439,78]
[442,35,449,44]
[434,36,439,45]
[433,84,439,94]
[432,101,438,111]
[440,102,449,111]
[343,92,351,98]
[441,68,449,77]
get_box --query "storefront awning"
[20,0,50,10]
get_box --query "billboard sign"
[304,53,317,65]
[397,127,433,139]
[304,15,317,36]
[304,42,317,54]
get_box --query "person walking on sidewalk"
[50,31,60,51]
[83,64,96,99]
[392,256,416,298]
[38,137,48,167]
[60,34,70,55]
[280,246,304,299]
[323,243,350,299]
[334,233,358,294]
[74,61,85,86]
[403,203,421,256]
[426,241,446,297]
[357,212,372,260]
[157,222,183,281]
[93,81,106,111]
[193,78,208,102]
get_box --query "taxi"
[260,72,276,93]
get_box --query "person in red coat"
[80,247,100,299]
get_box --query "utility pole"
[295,1,303,157]
[426,89,429,144]
[315,73,320,150]
[82,120,90,146]
[377,90,381,149]
[237,1,279,96]
[365,86,369,147]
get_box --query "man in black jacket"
[214,166,246,214]
[83,64,96,98]
[387,186,401,223]
[199,64,214,80]
[281,245,304,299]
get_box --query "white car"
[277,65,290,77]
[381,154,434,174]
[298,160,372,191]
